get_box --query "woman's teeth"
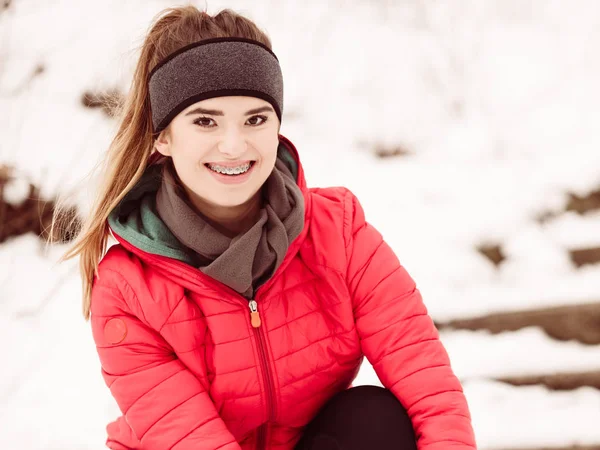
[207,162,252,175]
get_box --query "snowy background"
[1,0,600,448]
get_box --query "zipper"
[256,424,266,450]
[249,299,277,450]
[249,300,262,328]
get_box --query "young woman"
[59,6,476,450]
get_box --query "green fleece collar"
[108,162,196,264]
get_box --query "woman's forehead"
[184,96,271,113]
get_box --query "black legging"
[295,385,418,450]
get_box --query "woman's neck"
[186,189,263,238]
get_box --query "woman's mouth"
[205,161,255,176]
[204,161,257,184]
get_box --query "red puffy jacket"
[90,136,476,449]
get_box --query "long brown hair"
[51,6,273,319]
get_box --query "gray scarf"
[155,158,305,298]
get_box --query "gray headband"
[148,37,283,134]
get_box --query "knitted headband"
[148,37,284,135]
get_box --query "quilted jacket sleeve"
[344,190,477,450]
[90,268,241,450]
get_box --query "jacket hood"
[107,135,306,265]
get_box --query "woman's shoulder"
[308,185,352,203]
[307,186,361,237]
[92,244,179,328]
[308,185,355,215]
[95,244,143,288]
[303,186,364,268]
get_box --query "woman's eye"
[194,117,216,128]
[247,115,268,126]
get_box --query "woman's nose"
[217,128,248,157]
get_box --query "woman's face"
[154,96,280,210]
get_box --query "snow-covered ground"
[444,327,600,379]
[1,0,600,448]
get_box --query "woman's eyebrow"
[184,105,275,117]
[185,107,224,116]
[245,106,274,115]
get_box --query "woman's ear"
[154,128,171,156]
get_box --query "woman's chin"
[206,191,260,209]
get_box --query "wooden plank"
[570,247,600,267]
[436,303,600,345]
[567,188,600,214]
[496,370,600,391]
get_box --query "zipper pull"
[249,300,262,328]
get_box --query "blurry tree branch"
[0,165,81,244]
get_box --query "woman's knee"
[297,385,417,450]
[335,386,413,428]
